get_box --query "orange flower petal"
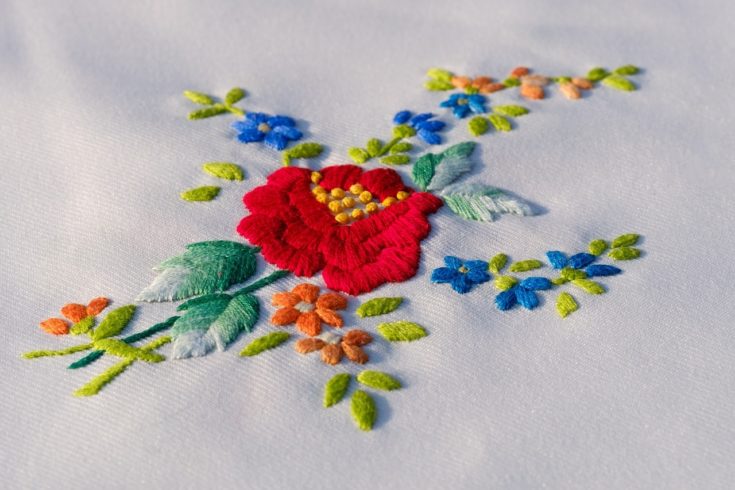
[40,318,69,335]
[342,343,368,364]
[271,307,301,326]
[315,293,347,311]
[294,338,326,354]
[296,311,322,336]
[451,75,471,88]
[481,83,505,93]
[321,343,343,365]
[472,76,492,87]
[60,303,88,323]
[86,297,109,316]
[292,283,320,303]
[272,291,300,308]
[342,329,373,347]
[316,308,343,328]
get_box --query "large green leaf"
[411,142,476,191]
[441,183,533,221]
[137,241,259,302]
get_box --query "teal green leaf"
[70,316,95,336]
[350,390,377,431]
[488,253,508,274]
[377,321,427,342]
[468,116,489,136]
[587,67,609,82]
[348,147,370,164]
[357,371,401,391]
[356,297,403,318]
[324,373,351,408]
[224,87,245,106]
[602,75,636,91]
[488,114,512,132]
[183,90,214,105]
[441,141,476,159]
[366,138,382,158]
[556,292,579,318]
[188,105,228,120]
[412,142,476,191]
[411,152,439,191]
[608,247,641,260]
[509,260,543,272]
[492,105,529,117]
[202,162,244,181]
[239,331,290,357]
[614,65,640,75]
[572,279,605,295]
[380,154,410,165]
[91,305,136,341]
[180,186,220,201]
[611,233,640,248]
[136,241,259,302]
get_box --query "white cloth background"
[1,0,733,488]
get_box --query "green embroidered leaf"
[137,241,259,302]
[171,293,259,359]
[602,75,636,91]
[588,239,609,256]
[366,138,382,158]
[551,277,568,286]
[441,141,476,159]
[180,186,221,201]
[614,65,640,76]
[440,183,533,221]
[377,321,427,342]
[348,147,370,164]
[587,67,609,82]
[183,90,215,105]
[494,275,518,291]
[91,305,136,341]
[239,331,290,357]
[424,79,454,91]
[282,142,323,166]
[492,105,529,117]
[22,343,94,359]
[356,297,403,318]
[324,373,351,408]
[611,233,640,248]
[556,292,579,318]
[608,247,641,260]
[503,77,521,87]
[389,142,412,154]
[488,114,512,132]
[393,124,416,138]
[188,104,228,120]
[411,153,439,191]
[509,260,543,272]
[70,316,95,335]
[468,116,489,136]
[350,390,377,431]
[357,371,401,391]
[224,87,245,106]
[202,162,244,181]
[554,76,572,83]
[488,253,508,274]
[380,154,410,165]
[92,338,165,363]
[572,279,605,295]
[561,267,587,281]
[426,67,453,82]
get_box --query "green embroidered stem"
[234,270,290,296]
[376,137,403,157]
[22,343,94,359]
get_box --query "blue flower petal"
[468,97,486,114]
[495,289,517,310]
[417,128,441,145]
[546,251,567,269]
[409,112,434,125]
[568,253,597,269]
[520,277,553,291]
[439,99,455,108]
[431,267,459,283]
[231,119,258,133]
[464,260,489,271]
[246,112,270,124]
[466,268,491,285]
[263,131,288,150]
[585,264,622,277]
[444,256,463,269]
[515,287,540,309]
[450,274,474,294]
[453,105,471,118]
[236,128,265,143]
[273,125,303,141]
[393,110,412,124]
[267,115,295,128]
[416,120,446,132]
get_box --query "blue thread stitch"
[431,256,491,293]
[494,276,553,311]
[439,93,487,119]
[393,111,447,145]
[232,112,303,150]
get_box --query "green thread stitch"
[609,247,641,260]
[357,371,402,391]
[411,141,475,191]
[488,114,512,132]
[488,253,508,274]
[468,116,489,136]
[92,338,166,363]
[350,390,377,431]
[440,183,533,222]
[377,321,427,342]
[281,142,324,166]
[202,162,244,181]
[589,239,608,256]
[180,186,221,202]
[239,331,290,357]
[556,292,579,318]
[572,278,605,295]
[22,343,93,359]
[494,275,518,291]
[611,233,640,248]
[324,373,351,408]
[184,87,246,119]
[602,75,636,91]
[356,297,404,318]
[69,316,95,335]
[493,105,530,117]
[91,305,136,341]
[509,259,543,272]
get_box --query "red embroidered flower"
[237,165,442,295]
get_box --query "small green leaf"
[180,186,221,202]
[366,138,382,158]
[239,331,290,357]
[183,90,215,105]
[380,154,410,165]
[611,233,640,248]
[468,116,489,136]
[554,76,572,83]
[424,79,455,91]
[348,147,370,164]
[587,67,609,82]
[377,321,427,342]
[561,267,587,281]
[224,87,245,106]
[70,316,95,336]
[426,67,453,82]
[488,114,512,132]
[188,105,228,120]
[608,247,641,260]
[324,373,351,408]
[494,275,518,291]
[202,162,244,181]
[493,105,529,117]
[411,153,439,191]
[356,297,403,318]
[556,292,579,318]
[509,260,543,272]
[572,279,605,295]
[393,124,416,138]
[588,239,608,256]
[614,65,640,76]
[357,371,401,391]
[282,142,323,166]
[602,75,636,91]
[503,77,521,87]
[389,142,412,154]
[350,390,377,431]
[91,305,136,341]
[488,253,508,274]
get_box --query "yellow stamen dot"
[330,188,345,199]
[396,191,409,201]
[315,193,329,204]
[349,183,364,195]
[328,201,343,213]
[365,202,379,213]
[351,209,364,219]
[335,212,350,224]
[311,172,322,184]
[342,197,355,208]
[312,185,326,195]
[358,191,373,203]
[382,197,398,207]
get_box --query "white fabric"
[2,1,734,488]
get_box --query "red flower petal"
[359,167,407,200]
[318,165,363,191]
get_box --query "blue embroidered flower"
[546,251,621,277]
[393,111,446,144]
[431,256,491,293]
[232,112,303,151]
[439,93,487,119]
[495,277,553,311]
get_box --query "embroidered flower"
[451,75,504,94]
[546,250,621,278]
[295,329,373,365]
[439,93,487,119]
[238,165,442,295]
[392,111,446,145]
[431,256,491,293]
[231,112,303,150]
[270,283,347,336]
[494,276,553,310]
[39,297,110,335]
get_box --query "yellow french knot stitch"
[310,183,410,225]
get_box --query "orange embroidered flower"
[39,297,110,335]
[270,283,347,336]
[295,329,373,365]
[451,75,500,94]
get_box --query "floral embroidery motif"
[39,297,109,336]
[431,256,491,294]
[232,112,303,150]
[439,92,487,119]
[295,329,373,365]
[392,111,446,145]
[270,283,347,336]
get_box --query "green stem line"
[22,343,94,359]
[227,106,245,117]
[235,270,290,297]
[377,136,403,157]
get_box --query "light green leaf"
[91,305,136,341]
[503,77,521,87]
[348,147,370,164]
[183,90,214,105]
[602,75,636,91]
[556,292,579,318]
[202,162,244,181]
[509,260,543,272]
[488,114,512,132]
[188,105,228,120]
[587,67,609,82]
[377,321,427,342]
[357,371,401,391]
[92,338,165,363]
[70,316,95,336]
[136,241,259,302]
[561,267,587,281]
[441,183,533,222]
[424,79,454,91]
[240,331,290,357]
[492,105,529,117]
[224,87,245,106]
[572,279,605,295]
[426,67,453,82]
[608,247,641,260]
[488,253,508,274]
[324,373,351,408]
[614,65,640,76]
[494,275,517,291]
[588,239,608,256]
[351,390,377,431]
[611,233,640,248]
[468,116,489,136]
[392,124,416,138]
[380,154,410,165]
[282,142,323,166]
[366,138,382,158]
[389,142,412,154]
[180,186,221,201]
[356,297,403,318]
[441,141,476,159]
